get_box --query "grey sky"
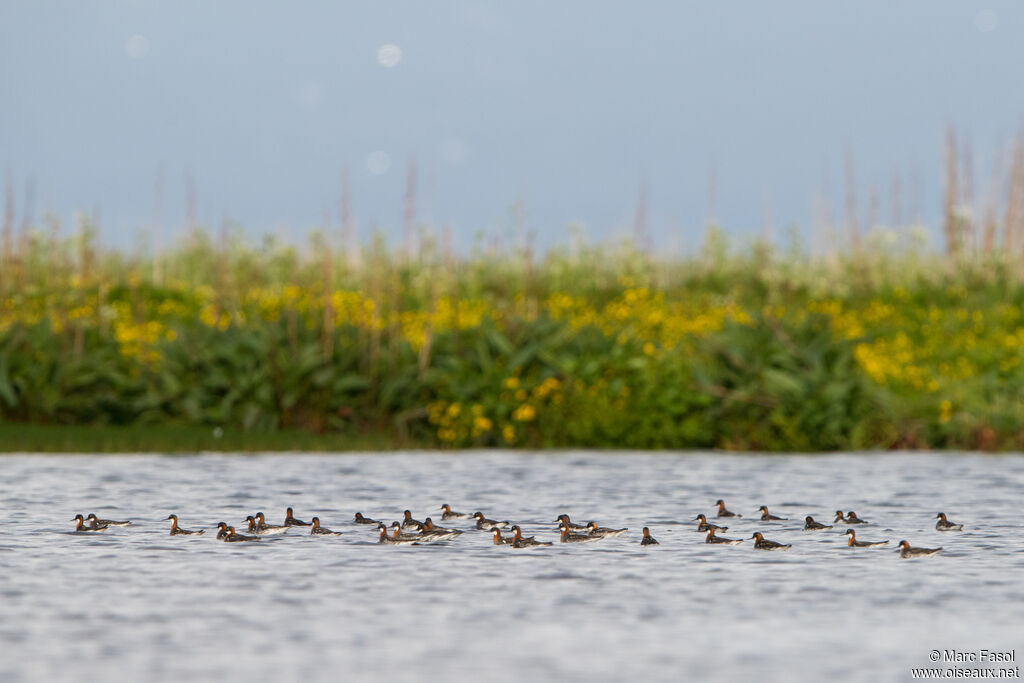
[1,1,1022,252]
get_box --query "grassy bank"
[2,219,1024,451]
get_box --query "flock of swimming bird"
[70,498,957,558]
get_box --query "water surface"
[1,451,1021,682]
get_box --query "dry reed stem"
[845,150,860,253]
[944,127,960,259]
[1005,137,1024,258]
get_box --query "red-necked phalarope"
[511,525,551,547]
[245,515,288,536]
[72,514,106,533]
[401,510,425,531]
[254,512,289,534]
[750,532,790,550]
[803,516,832,531]
[845,529,888,547]
[586,521,627,538]
[898,540,942,558]
[935,513,963,531]
[284,507,312,527]
[757,506,787,521]
[559,522,601,543]
[418,518,460,541]
[223,526,261,542]
[845,511,869,524]
[492,528,513,545]
[554,514,588,532]
[354,512,379,525]
[379,524,420,545]
[694,514,728,532]
[705,528,743,545]
[386,521,421,541]
[640,527,659,545]
[310,517,343,536]
[215,522,231,540]
[715,499,742,518]
[439,504,471,520]
[474,512,509,530]
[166,514,204,536]
[87,513,131,528]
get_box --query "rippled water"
[2,451,1022,683]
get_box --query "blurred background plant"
[2,134,1024,451]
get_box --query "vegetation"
[0,421,398,453]
[2,210,1024,452]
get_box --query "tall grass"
[2,133,1024,451]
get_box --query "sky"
[1,1,1023,253]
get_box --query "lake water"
[1,451,1022,683]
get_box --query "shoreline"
[1,423,1018,455]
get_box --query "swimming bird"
[418,518,460,541]
[492,528,513,545]
[223,526,261,542]
[439,504,471,520]
[284,507,312,527]
[640,527,659,546]
[474,512,509,530]
[705,528,743,545]
[935,513,963,531]
[245,515,288,536]
[427,517,462,534]
[750,532,791,550]
[354,512,379,525]
[803,516,832,531]
[401,510,425,531]
[86,513,131,528]
[757,506,787,521]
[379,524,419,545]
[586,521,628,538]
[254,512,289,534]
[694,514,727,532]
[310,517,343,536]
[166,514,204,536]
[834,510,848,523]
[215,522,231,540]
[72,514,106,533]
[715,499,741,518]
[554,514,588,532]
[559,522,601,543]
[511,525,551,547]
[845,511,869,524]
[844,529,888,547]
[385,522,421,541]
[898,540,942,558]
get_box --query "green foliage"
[2,227,1024,451]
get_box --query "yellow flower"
[503,377,520,390]
[502,425,516,443]
[512,404,536,422]
[472,416,493,436]
[939,400,952,424]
